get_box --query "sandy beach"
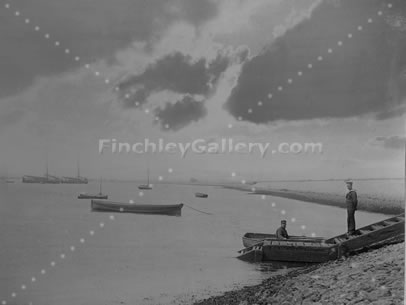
[193,242,405,305]
[222,183,404,215]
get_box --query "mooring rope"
[184,204,213,215]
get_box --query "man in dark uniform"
[276,220,289,239]
[345,180,358,235]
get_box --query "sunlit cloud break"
[98,138,323,159]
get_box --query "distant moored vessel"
[138,167,152,190]
[78,177,108,199]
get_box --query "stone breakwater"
[193,242,404,305]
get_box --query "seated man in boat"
[276,220,289,239]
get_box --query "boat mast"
[77,159,80,178]
[99,177,102,194]
[147,167,150,186]
[45,157,49,180]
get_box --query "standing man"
[345,180,358,236]
[276,220,289,239]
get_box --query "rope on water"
[184,204,213,215]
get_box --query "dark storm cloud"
[372,135,406,150]
[224,0,406,123]
[117,51,233,108]
[0,0,219,98]
[375,104,406,120]
[154,95,207,131]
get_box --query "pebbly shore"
[193,242,405,305]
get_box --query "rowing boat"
[324,213,405,255]
[242,232,325,247]
[78,193,108,199]
[195,192,208,198]
[91,200,183,216]
[261,240,338,263]
[237,214,405,263]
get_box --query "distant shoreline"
[221,185,405,215]
[3,176,403,183]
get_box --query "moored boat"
[138,184,152,190]
[261,240,338,263]
[195,192,208,198]
[78,193,108,199]
[138,167,152,190]
[242,232,325,248]
[78,177,107,199]
[61,176,88,184]
[324,213,405,255]
[91,200,184,216]
[237,214,405,263]
[22,175,61,184]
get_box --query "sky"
[0,0,405,182]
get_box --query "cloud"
[372,135,406,150]
[224,0,406,124]
[117,51,237,105]
[0,0,219,98]
[117,52,221,107]
[115,48,247,128]
[154,95,208,131]
[375,104,406,120]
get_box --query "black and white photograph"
[0,0,405,304]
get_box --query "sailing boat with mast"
[138,166,152,190]
[78,177,108,199]
[62,160,88,184]
[22,157,60,183]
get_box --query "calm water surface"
[0,181,389,305]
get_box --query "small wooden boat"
[237,214,405,263]
[78,193,108,199]
[138,184,152,190]
[195,192,208,198]
[138,167,152,190]
[91,200,183,216]
[78,178,108,199]
[242,232,325,248]
[261,240,338,263]
[324,213,405,256]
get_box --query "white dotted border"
[1,2,395,303]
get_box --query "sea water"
[0,181,392,305]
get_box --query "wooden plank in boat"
[340,221,404,253]
[262,243,337,263]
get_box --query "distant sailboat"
[138,167,152,190]
[194,177,208,198]
[195,192,208,198]
[23,158,60,183]
[78,177,108,199]
[61,160,88,184]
